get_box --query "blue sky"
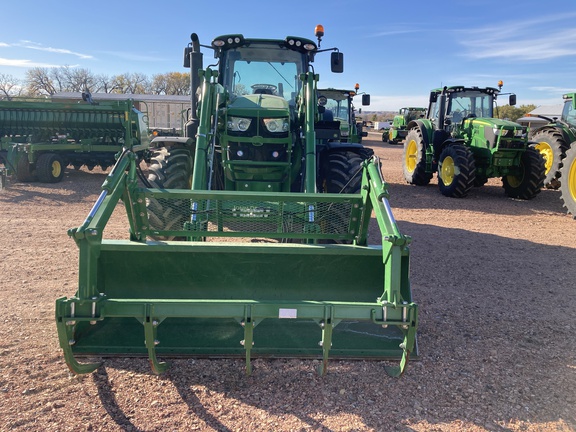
[1,0,575,111]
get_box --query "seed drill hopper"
[0,96,149,184]
[55,27,418,377]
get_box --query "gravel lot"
[0,133,575,431]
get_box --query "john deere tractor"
[403,85,545,199]
[386,107,426,144]
[317,84,369,143]
[531,93,576,189]
[55,27,418,378]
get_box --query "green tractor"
[403,85,545,198]
[55,27,418,378]
[317,84,370,144]
[531,93,576,189]
[386,107,427,144]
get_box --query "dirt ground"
[0,133,575,432]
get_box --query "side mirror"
[331,52,344,73]
[509,94,516,106]
[183,47,192,68]
[362,94,370,106]
[429,93,438,103]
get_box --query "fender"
[406,119,434,147]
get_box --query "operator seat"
[254,88,274,95]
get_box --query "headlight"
[492,128,510,137]
[263,118,289,133]
[514,129,525,137]
[228,116,252,132]
[318,96,327,106]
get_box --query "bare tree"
[92,74,116,93]
[150,73,168,95]
[0,73,24,99]
[165,72,190,95]
[25,67,57,95]
[111,72,150,94]
[61,66,96,92]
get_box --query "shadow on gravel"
[0,168,107,204]
[386,181,566,217]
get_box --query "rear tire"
[532,129,566,189]
[36,153,65,183]
[437,145,476,198]
[502,147,545,199]
[403,128,432,185]
[559,145,576,217]
[146,147,193,237]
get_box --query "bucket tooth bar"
[55,156,419,378]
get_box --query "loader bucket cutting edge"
[55,157,418,377]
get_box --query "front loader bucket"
[56,155,418,377]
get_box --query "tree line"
[0,67,190,99]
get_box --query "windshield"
[319,91,350,122]
[562,99,576,126]
[447,91,493,121]
[220,43,306,104]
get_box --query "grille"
[144,190,362,242]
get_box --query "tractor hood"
[228,94,290,113]
[465,117,524,130]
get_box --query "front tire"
[502,147,545,199]
[320,149,371,243]
[559,145,576,217]
[403,128,432,185]
[15,154,36,182]
[437,145,476,198]
[146,147,193,237]
[532,129,566,188]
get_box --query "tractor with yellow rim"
[402,84,545,199]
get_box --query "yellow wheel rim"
[51,160,62,178]
[568,155,576,203]
[534,141,553,175]
[405,139,417,172]
[440,156,455,186]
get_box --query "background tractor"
[402,85,545,199]
[385,107,427,144]
[531,93,576,189]
[55,27,418,378]
[317,84,370,143]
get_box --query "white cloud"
[16,40,93,59]
[458,13,576,61]
[0,57,71,68]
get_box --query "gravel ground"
[0,133,575,431]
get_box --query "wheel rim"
[569,155,576,202]
[535,142,553,175]
[51,160,62,178]
[405,139,417,172]
[440,156,455,186]
[506,171,523,188]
